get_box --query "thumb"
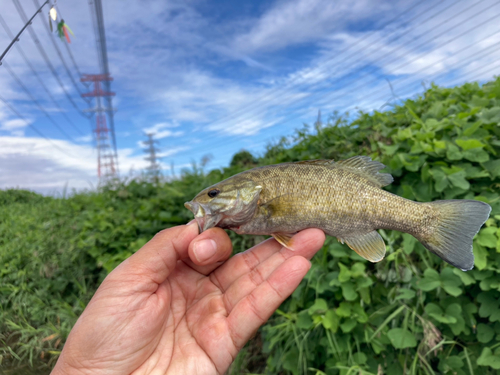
[111,221,199,285]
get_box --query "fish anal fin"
[337,156,393,188]
[272,233,295,250]
[342,231,386,262]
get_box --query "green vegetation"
[1,78,500,374]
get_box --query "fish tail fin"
[415,200,491,271]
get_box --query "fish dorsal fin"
[272,233,295,250]
[340,231,386,262]
[336,156,393,187]
[293,159,335,166]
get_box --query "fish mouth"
[184,201,222,232]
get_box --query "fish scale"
[185,156,491,271]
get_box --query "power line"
[0,14,86,136]
[184,0,500,150]
[32,0,90,101]
[171,7,500,160]
[0,0,48,63]
[202,0,491,134]
[11,0,90,118]
[3,61,77,142]
[0,93,80,159]
[195,0,444,132]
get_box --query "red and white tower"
[81,74,117,180]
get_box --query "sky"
[1,0,500,194]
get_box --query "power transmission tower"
[143,133,162,183]
[82,74,117,181]
[88,0,119,175]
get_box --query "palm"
[52,225,325,375]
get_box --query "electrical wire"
[3,61,77,142]
[195,0,451,132]
[31,0,90,101]
[0,93,81,159]
[11,0,90,118]
[202,0,492,134]
[179,0,500,150]
[0,14,86,136]
[171,10,500,161]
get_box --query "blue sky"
[1,0,500,194]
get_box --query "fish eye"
[207,189,220,198]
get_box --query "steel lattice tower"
[81,74,117,180]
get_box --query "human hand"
[51,222,325,375]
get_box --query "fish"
[184,156,492,271]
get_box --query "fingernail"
[193,239,217,262]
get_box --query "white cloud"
[0,136,150,194]
[1,119,29,131]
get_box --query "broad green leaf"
[446,143,463,160]
[483,159,500,178]
[477,323,494,343]
[463,148,489,163]
[402,233,416,254]
[322,309,339,333]
[335,302,351,317]
[308,298,328,315]
[387,328,417,349]
[340,318,357,333]
[477,227,498,248]
[431,168,448,192]
[341,281,357,301]
[453,268,476,285]
[352,352,367,365]
[473,243,488,270]
[338,263,351,282]
[455,139,485,150]
[296,310,313,329]
[425,303,457,324]
[477,347,500,369]
[447,170,470,190]
[350,262,365,278]
[418,269,441,291]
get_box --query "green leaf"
[447,171,470,190]
[338,263,351,282]
[296,310,313,329]
[335,302,351,317]
[455,139,485,150]
[477,227,498,248]
[483,159,500,178]
[463,148,490,163]
[395,288,416,300]
[447,143,463,160]
[352,352,367,365]
[402,233,416,255]
[431,168,448,192]
[477,347,500,369]
[308,298,328,315]
[341,281,357,301]
[387,328,417,349]
[340,318,357,333]
[473,243,488,270]
[418,269,441,291]
[425,303,457,324]
[322,309,340,333]
[477,323,494,343]
[453,268,476,285]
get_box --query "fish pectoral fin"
[272,232,295,250]
[341,231,386,262]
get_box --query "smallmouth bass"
[184,156,491,271]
